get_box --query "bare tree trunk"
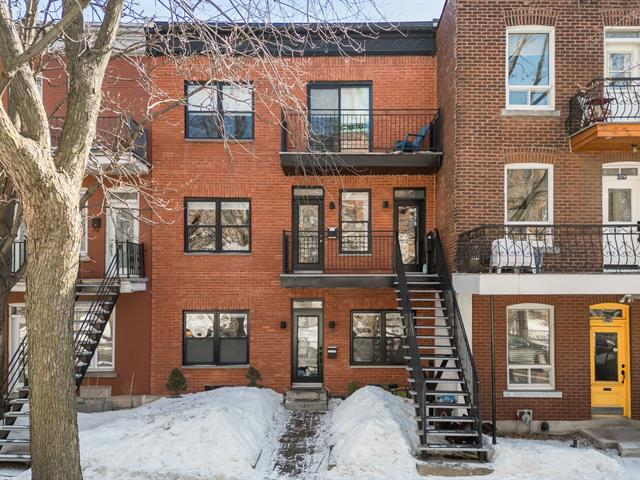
[24,193,82,480]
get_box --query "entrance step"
[284,388,328,412]
[581,425,640,456]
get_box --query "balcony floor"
[280,151,442,175]
[570,122,640,152]
[280,273,395,288]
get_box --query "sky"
[374,0,445,22]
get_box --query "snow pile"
[20,387,283,480]
[326,386,419,479]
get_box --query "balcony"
[50,116,148,172]
[566,78,640,152]
[281,230,401,288]
[456,224,640,274]
[280,109,441,175]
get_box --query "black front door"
[394,197,425,272]
[292,310,323,384]
[293,192,324,271]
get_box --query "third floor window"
[185,82,254,140]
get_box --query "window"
[507,305,554,389]
[340,190,370,252]
[506,27,555,109]
[351,311,404,365]
[185,198,251,253]
[183,311,249,365]
[73,303,115,371]
[185,82,254,139]
[80,205,88,258]
[505,165,553,223]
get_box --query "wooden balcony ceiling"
[570,123,640,152]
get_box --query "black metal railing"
[394,235,427,442]
[117,241,145,278]
[432,230,482,446]
[11,240,26,274]
[50,116,148,162]
[1,336,28,406]
[281,109,441,154]
[282,230,396,274]
[566,77,640,135]
[456,224,640,274]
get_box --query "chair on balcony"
[490,237,542,273]
[394,125,431,153]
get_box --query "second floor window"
[506,27,554,109]
[505,165,552,224]
[185,83,254,140]
[185,198,251,253]
[340,190,370,253]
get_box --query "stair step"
[396,307,442,311]
[419,445,486,453]
[414,403,470,409]
[396,298,438,302]
[3,411,28,418]
[0,425,29,432]
[403,345,457,350]
[426,416,475,422]
[407,366,462,372]
[9,398,28,406]
[408,335,453,340]
[414,325,451,330]
[408,378,466,384]
[0,453,31,463]
[418,355,458,360]
[425,391,469,396]
[426,430,480,437]
[414,316,449,320]
[0,438,30,445]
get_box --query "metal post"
[490,295,497,445]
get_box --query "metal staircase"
[0,242,141,463]
[395,230,485,459]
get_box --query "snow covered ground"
[1,385,640,480]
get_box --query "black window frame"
[339,189,371,254]
[184,81,255,140]
[183,310,250,366]
[350,310,404,366]
[184,197,252,253]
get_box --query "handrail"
[394,235,427,444]
[432,229,483,446]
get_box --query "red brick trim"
[503,9,557,27]
[503,147,557,165]
[602,9,640,27]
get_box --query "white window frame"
[74,303,115,371]
[507,303,555,391]
[504,163,554,225]
[505,26,556,110]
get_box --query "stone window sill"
[85,370,117,378]
[503,390,562,398]
[501,109,561,117]
[182,364,250,369]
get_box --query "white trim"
[505,26,555,111]
[503,390,563,398]
[506,303,555,390]
[504,163,554,224]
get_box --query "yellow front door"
[590,303,630,417]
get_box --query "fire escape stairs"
[394,232,486,460]
[0,256,122,463]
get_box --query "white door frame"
[8,304,26,391]
[105,189,139,275]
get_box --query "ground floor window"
[73,303,115,370]
[507,304,554,389]
[183,311,249,365]
[351,311,404,365]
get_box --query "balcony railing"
[281,109,441,154]
[566,77,640,136]
[283,230,396,274]
[50,116,148,162]
[10,240,145,278]
[456,224,640,274]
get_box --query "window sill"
[349,365,406,369]
[182,364,250,369]
[503,390,562,398]
[501,109,561,117]
[85,370,117,378]
[184,138,255,143]
[80,255,91,262]
[184,252,252,256]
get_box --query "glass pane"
[590,308,623,320]
[187,113,219,139]
[298,205,319,232]
[222,85,252,112]
[219,313,248,337]
[509,368,530,384]
[292,300,323,309]
[595,332,619,382]
[222,227,250,251]
[530,91,549,106]
[309,88,339,111]
[188,226,216,251]
[219,338,247,364]
[603,168,619,177]
[221,202,249,225]
[508,33,550,86]
[185,312,215,338]
[506,169,549,222]
[297,316,319,376]
[293,187,323,197]
[341,192,369,222]
[185,338,215,364]
[394,189,425,199]
[223,114,253,139]
[187,85,217,111]
[508,90,528,105]
[621,168,639,176]
[385,313,404,336]
[385,338,404,364]
[95,318,113,369]
[508,309,551,366]
[530,368,550,384]
[397,206,418,265]
[608,189,632,222]
[609,53,632,77]
[340,227,369,252]
[188,202,217,225]
[353,338,383,363]
[606,30,640,38]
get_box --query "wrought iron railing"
[116,241,145,278]
[566,77,640,135]
[281,109,441,153]
[456,224,640,273]
[50,116,148,162]
[282,230,396,274]
[432,230,482,446]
